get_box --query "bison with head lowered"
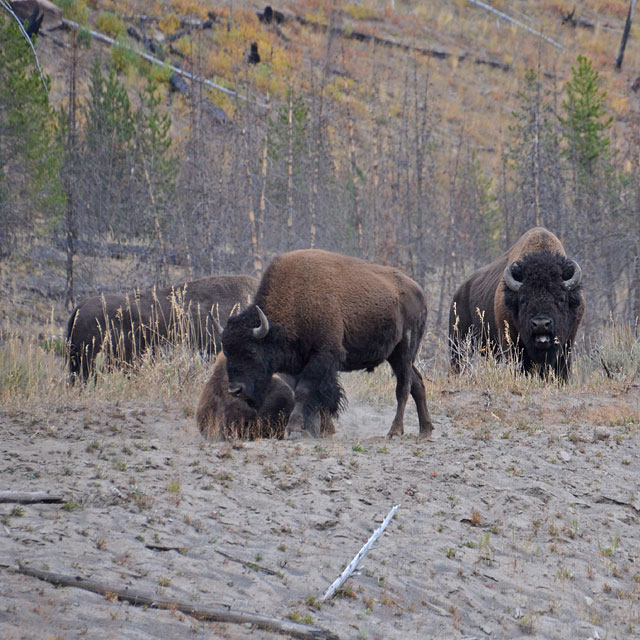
[221,249,434,439]
[449,227,584,380]
[196,352,295,440]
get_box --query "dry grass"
[0,324,211,420]
[3,312,639,424]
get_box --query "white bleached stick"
[321,503,400,602]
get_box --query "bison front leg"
[286,353,343,440]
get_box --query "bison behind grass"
[221,249,434,439]
[449,227,584,380]
[66,275,257,383]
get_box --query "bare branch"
[321,504,400,601]
[10,563,339,640]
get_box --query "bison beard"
[221,249,434,439]
[449,227,584,381]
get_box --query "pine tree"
[559,55,613,179]
[559,55,619,318]
[81,60,136,239]
[0,12,62,254]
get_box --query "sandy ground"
[1,378,640,640]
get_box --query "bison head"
[502,250,582,368]
[221,305,280,410]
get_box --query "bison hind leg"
[386,336,433,438]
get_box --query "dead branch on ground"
[8,563,339,640]
[0,491,64,504]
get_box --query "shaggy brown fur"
[449,227,585,379]
[222,249,433,439]
[196,353,295,440]
[66,275,258,382]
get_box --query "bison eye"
[557,293,568,306]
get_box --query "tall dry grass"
[2,312,638,424]
[0,300,215,420]
[344,319,640,409]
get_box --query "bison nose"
[531,316,552,333]
[228,382,246,398]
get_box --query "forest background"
[2,0,640,347]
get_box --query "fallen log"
[0,491,64,504]
[10,563,339,640]
[61,18,266,108]
[291,12,510,72]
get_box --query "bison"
[449,227,584,380]
[196,352,295,440]
[221,249,434,439]
[66,274,258,383]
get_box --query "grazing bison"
[449,227,584,380]
[221,249,434,439]
[196,352,295,440]
[66,275,258,383]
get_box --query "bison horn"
[563,260,582,290]
[503,263,523,292]
[209,311,224,336]
[253,305,270,339]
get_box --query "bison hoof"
[418,425,434,439]
[286,429,311,440]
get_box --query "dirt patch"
[1,380,640,639]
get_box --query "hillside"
[37,0,640,160]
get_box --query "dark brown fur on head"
[502,250,583,373]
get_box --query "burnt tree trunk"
[615,0,636,69]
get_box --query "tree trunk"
[347,114,363,254]
[64,37,78,312]
[286,87,295,249]
[243,125,262,276]
[615,0,636,69]
[256,90,270,277]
